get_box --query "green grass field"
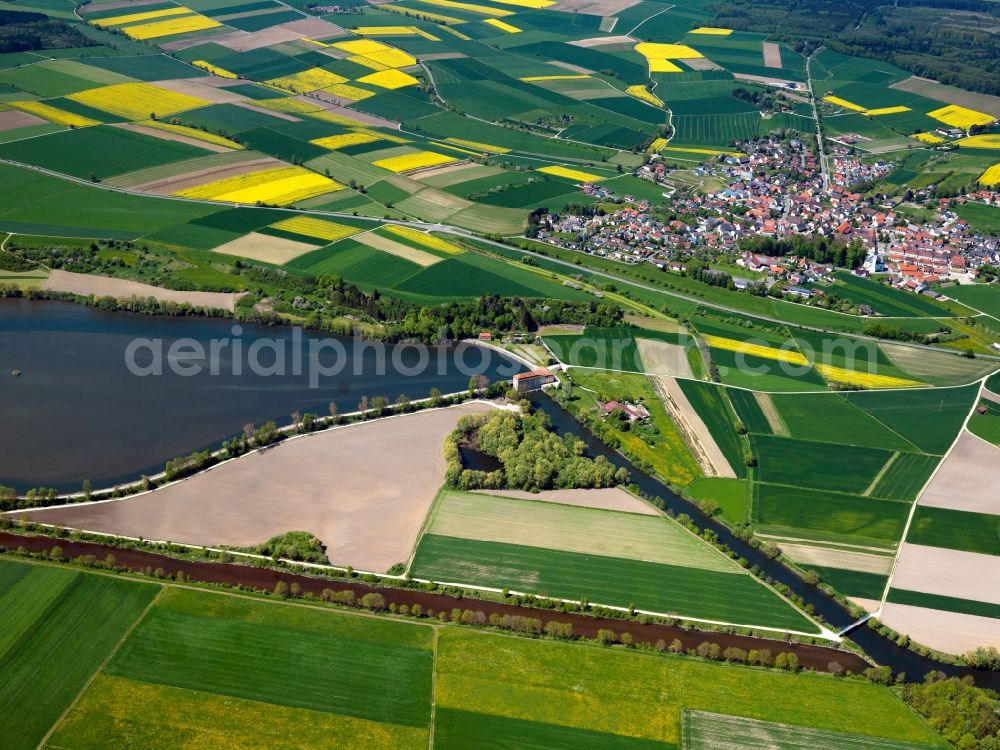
[0,557,952,748]
[886,589,1000,621]
[754,484,909,546]
[682,709,941,750]
[0,560,159,750]
[752,435,895,495]
[804,566,888,600]
[424,490,732,572]
[845,384,980,455]
[767,393,919,452]
[409,534,815,631]
[677,380,747,479]
[868,453,940,501]
[907,505,1000,556]
[104,587,434,726]
[435,629,946,747]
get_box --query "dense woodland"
[0,11,96,54]
[446,410,630,491]
[709,0,1000,94]
[903,673,1000,749]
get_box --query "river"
[0,299,520,491]
[528,391,1000,689]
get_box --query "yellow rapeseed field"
[92,6,190,27]
[912,132,944,144]
[357,69,420,89]
[67,82,210,120]
[978,163,1000,186]
[823,95,866,112]
[322,83,376,101]
[439,25,472,39]
[140,119,242,149]
[635,42,701,74]
[864,106,910,116]
[10,100,98,127]
[412,0,514,15]
[647,137,668,152]
[704,335,809,366]
[372,151,458,172]
[353,26,441,40]
[333,39,390,55]
[192,60,237,79]
[956,134,1000,149]
[444,137,510,153]
[814,364,920,389]
[271,216,360,242]
[537,165,605,182]
[123,14,220,40]
[310,132,382,149]
[266,68,347,92]
[176,166,343,204]
[927,104,995,129]
[253,97,324,114]
[483,18,521,33]
[689,27,732,35]
[625,85,663,107]
[384,225,465,254]
[520,74,590,82]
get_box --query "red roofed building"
[513,368,556,393]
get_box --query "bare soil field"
[848,597,881,613]
[553,0,641,14]
[754,392,789,436]
[134,156,280,194]
[780,543,893,574]
[41,269,241,310]
[918,431,1000,513]
[569,35,636,48]
[762,42,782,68]
[245,17,345,49]
[890,543,1000,605]
[152,79,248,104]
[112,122,232,153]
[655,376,736,478]
[636,338,693,378]
[210,231,320,264]
[684,57,723,72]
[0,109,44,131]
[23,403,493,573]
[357,230,440,266]
[881,601,1000,654]
[547,60,594,75]
[891,76,1000,118]
[473,487,658,515]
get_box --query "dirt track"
[41,270,241,311]
[654,377,736,478]
[23,403,493,573]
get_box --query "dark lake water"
[0,299,521,491]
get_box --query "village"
[535,134,1000,304]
